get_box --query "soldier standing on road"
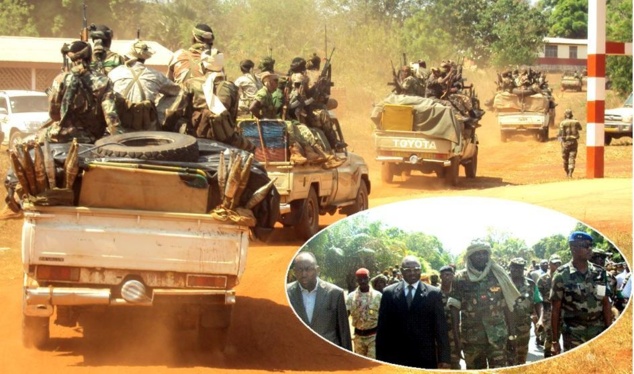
[89,24,124,75]
[345,268,382,359]
[537,254,562,358]
[439,265,461,369]
[448,241,521,369]
[44,41,123,144]
[508,258,544,365]
[558,109,582,178]
[550,232,613,356]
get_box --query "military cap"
[549,254,562,264]
[568,231,593,245]
[439,265,454,274]
[540,259,549,266]
[126,39,154,61]
[355,268,370,276]
[260,71,278,82]
[509,258,527,267]
[591,248,609,257]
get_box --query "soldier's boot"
[289,142,307,165]
[564,164,569,177]
[322,155,346,169]
[568,168,574,178]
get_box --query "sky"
[359,196,580,256]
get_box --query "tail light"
[186,274,227,288]
[36,266,80,281]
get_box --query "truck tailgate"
[374,130,452,156]
[22,206,249,277]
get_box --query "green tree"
[546,0,588,38]
[606,0,633,95]
[0,0,37,36]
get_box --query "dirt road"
[0,89,631,373]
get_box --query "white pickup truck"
[8,132,279,351]
[604,92,633,145]
[493,91,555,142]
[371,94,480,186]
[238,116,370,240]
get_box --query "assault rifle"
[80,1,88,42]
[388,60,402,93]
[311,47,335,104]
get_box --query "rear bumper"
[24,286,236,317]
[376,155,451,166]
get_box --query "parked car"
[0,90,50,148]
[604,92,633,145]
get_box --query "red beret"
[355,268,370,276]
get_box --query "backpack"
[115,66,159,131]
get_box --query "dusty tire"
[295,187,319,241]
[444,157,460,186]
[22,315,49,349]
[344,180,369,216]
[94,131,199,162]
[464,147,478,179]
[381,163,394,183]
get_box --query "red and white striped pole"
[586,0,633,178]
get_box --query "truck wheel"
[345,180,369,216]
[295,187,319,240]
[94,131,199,162]
[381,163,394,183]
[22,315,49,349]
[537,128,549,142]
[464,147,478,178]
[605,134,613,146]
[444,157,459,186]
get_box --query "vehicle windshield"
[625,93,632,108]
[10,95,48,113]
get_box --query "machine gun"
[310,47,335,105]
[80,1,88,42]
[388,60,402,93]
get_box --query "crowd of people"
[287,231,628,370]
[40,23,345,169]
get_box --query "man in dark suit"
[286,251,352,350]
[376,255,451,369]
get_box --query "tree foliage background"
[0,0,630,96]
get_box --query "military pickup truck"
[238,116,370,241]
[6,132,279,351]
[493,91,555,142]
[560,71,583,92]
[371,94,479,186]
[604,92,633,145]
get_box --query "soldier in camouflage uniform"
[558,109,582,178]
[345,268,382,359]
[537,254,562,358]
[551,231,613,356]
[234,59,262,117]
[44,41,123,144]
[508,258,544,365]
[168,24,217,84]
[182,51,254,152]
[397,65,422,96]
[448,241,521,369]
[89,24,124,75]
[439,265,461,369]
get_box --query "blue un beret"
[568,231,593,244]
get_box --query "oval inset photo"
[285,196,631,371]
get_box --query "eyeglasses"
[401,266,421,273]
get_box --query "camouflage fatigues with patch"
[167,44,217,84]
[441,290,462,369]
[537,272,560,356]
[550,262,610,350]
[345,288,382,359]
[91,48,124,75]
[45,65,122,144]
[450,270,509,369]
[400,76,422,96]
[510,277,543,364]
[558,119,582,174]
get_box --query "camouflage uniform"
[235,72,262,116]
[91,48,124,75]
[183,74,253,151]
[537,270,560,356]
[253,86,278,119]
[550,261,610,350]
[345,287,382,358]
[558,117,582,176]
[441,289,461,369]
[400,75,421,96]
[510,277,543,364]
[46,65,122,144]
[167,43,217,84]
[450,270,509,369]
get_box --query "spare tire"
[94,131,199,162]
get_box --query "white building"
[536,37,588,72]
